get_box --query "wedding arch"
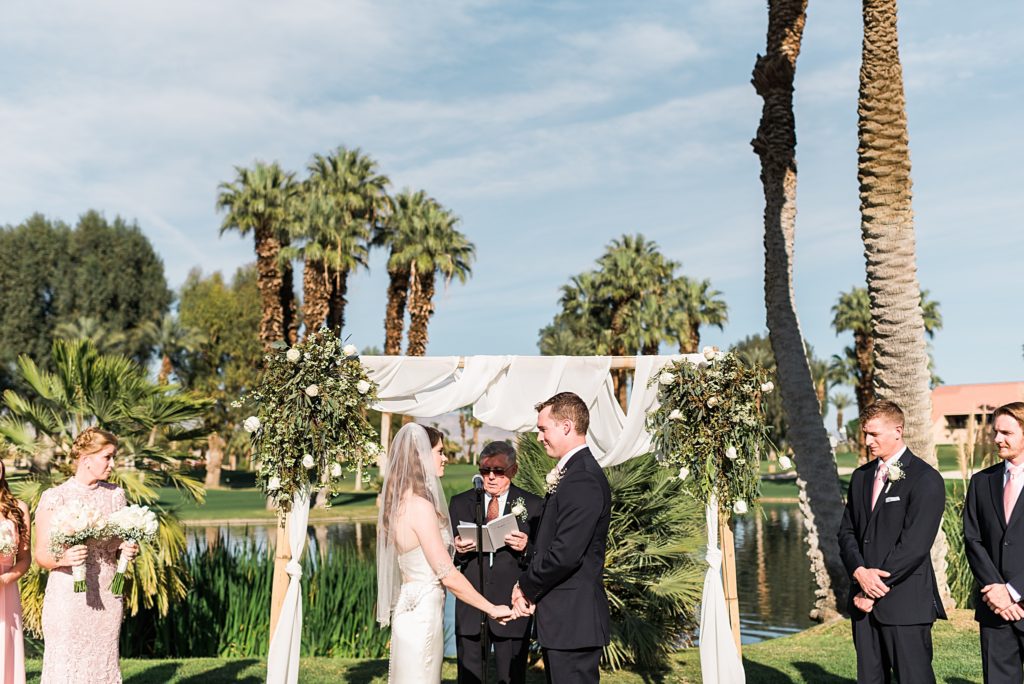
[264,351,754,683]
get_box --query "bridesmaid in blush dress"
[0,459,30,684]
[34,428,138,684]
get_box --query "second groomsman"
[964,402,1024,683]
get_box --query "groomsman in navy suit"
[838,400,946,684]
[512,392,611,683]
[964,402,1024,683]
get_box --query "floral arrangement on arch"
[243,329,381,515]
[646,347,777,517]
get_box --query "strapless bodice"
[398,547,437,585]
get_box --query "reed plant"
[943,482,976,610]
[121,535,387,658]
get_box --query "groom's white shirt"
[557,443,588,473]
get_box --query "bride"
[377,423,513,683]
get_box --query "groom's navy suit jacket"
[449,483,543,638]
[838,449,947,624]
[964,461,1024,630]
[518,447,611,650]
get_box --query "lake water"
[186,501,817,645]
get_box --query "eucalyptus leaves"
[647,347,774,516]
[245,329,381,515]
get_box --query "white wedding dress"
[388,546,445,683]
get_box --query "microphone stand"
[474,481,488,684]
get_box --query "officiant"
[449,441,543,684]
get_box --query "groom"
[512,391,611,683]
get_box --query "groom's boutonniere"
[885,461,905,493]
[545,467,564,495]
[511,497,528,522]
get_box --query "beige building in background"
[931,381,1024,445]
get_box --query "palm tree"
[751,0,847,619]
[291,147,391,338]
[53,316,128,355]
[0,339,210,632]
[375,190,429,355]
[216,161,300,348]
[858,0,951,608]
[403,199,475,356]
[831,392,854,442]
[137,313,207,385]
[672,277,729,353]
[832,287,941,463]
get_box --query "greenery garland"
[647,347,778,516]
[244,329,381,514]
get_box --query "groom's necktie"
[1004,464,1024,523]
[871,462,888,511]
[486,495,500,522]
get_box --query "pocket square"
[885,496,900,503]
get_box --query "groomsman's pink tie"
[1004,463,1024,523]
[871,462,888,511]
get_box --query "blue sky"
[2,0,1022,389]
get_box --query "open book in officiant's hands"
[457,513,519,553]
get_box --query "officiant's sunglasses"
[478,467,508,476]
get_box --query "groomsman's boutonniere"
[545,468,564,495]
[885,461,905,492]
[511,497,528,522]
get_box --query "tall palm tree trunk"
[255,226,288,348]
[854,331,876,464]
[752,0,847,620]
[326,268,350,333]
[302,256,331,339]
[686,325,701,354]
[858,0,952,610]
[280,238,298,346]
[157,354,174,385]
[406,269,436,356]
[384,267,410,355]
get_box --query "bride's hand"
[488,604,514,623]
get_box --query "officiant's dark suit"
[517,393,611,684]
[963,402,1024,683]
[838,400,946,684]
[450,442,543,684]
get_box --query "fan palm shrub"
[514,434,704,672]
[0,339,211,632]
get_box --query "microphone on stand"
[471,472,488,684]
[472,474,484,491]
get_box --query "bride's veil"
[376,423,453,626]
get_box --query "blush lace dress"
[388,546,447,683]
[39,480,127,684]
[0,516,25,684]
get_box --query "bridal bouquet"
[49,501,107,592]
[106,504,159,595]
[0,525,15,557]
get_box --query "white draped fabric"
[361,354,702,465]
[699,497,745,683]
[266,488,311,684]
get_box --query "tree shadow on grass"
[177,659,263,684]
[341,659,389,683]
[125,663,181,684]
[945,679,979,684]
[791,661,855,683]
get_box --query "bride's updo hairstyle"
[71,427,119,460]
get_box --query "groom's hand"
[511,583,534,618]
[505,531,528,552]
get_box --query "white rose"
[702,346,717,361]
[761,381,774,393]
[243,416,261,433]
[267,476,282,491]
[726,446,738,460]
[330,462,343,478]
[733,500,748,515]
[779,455,793,470]
[659,372,675,386]
[545,468,560,486]
[302,454,315,468]
[357,379,371,394]
[343,344,358,357]
[678,467,689,480]
[668,409,683,421]
[286,348,301,363]
[511,504,525,517]
[305,384,319,397]
[707,396,720,408]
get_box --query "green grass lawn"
[21,609,985,682]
